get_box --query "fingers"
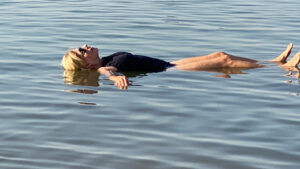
[123,76,129,86]
[114,76,129,90]
[116,76,127,86]
[118,84,128,90]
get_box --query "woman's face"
[73,44,100,68]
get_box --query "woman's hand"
[109,75,129,90]
[97,66,129,90]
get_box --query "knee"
[215,51,228,57]
[214,51,231,61]
[216,51,232,66]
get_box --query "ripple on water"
[1,0,300,169]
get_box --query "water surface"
[1,0,300,168]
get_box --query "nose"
[82,44,89,49]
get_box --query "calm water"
[1,0,300,168]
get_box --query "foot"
[271,43,293,62]
[282,52,300,67]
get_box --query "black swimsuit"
[101,52,174,72]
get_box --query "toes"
[286,43,294,56]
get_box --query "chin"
[94,49,99,54]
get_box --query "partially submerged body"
[62,43,300,89]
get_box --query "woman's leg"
[171,43,295,71]
[282,52,300,67]
[173,54,228,71]
[271,43,293,62]
[171,51,229,65]
[171,51,257,65]
[171,51,261,71]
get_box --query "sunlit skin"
[72,43,300,89]
[270,43,300,72]
[73,44,129,89]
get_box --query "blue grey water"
[0,0,300,168]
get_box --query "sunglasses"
[78,48,87,55]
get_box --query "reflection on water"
[2,0,300,168]
[65,89,98,94]
[64,70,100,94]
[64,70,100,87]
[206,67,249,78]
[78,102,97,105]
[63,69,152,93]
[121,71,148,78]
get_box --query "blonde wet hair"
[61,50,86,70]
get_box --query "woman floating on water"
[62,43,299,89]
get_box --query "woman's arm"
[97,66,129,89]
